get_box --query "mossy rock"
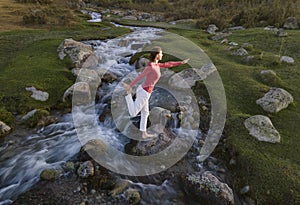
[0,107,15,128]
[23,109,50,128]
[40,169,61,181]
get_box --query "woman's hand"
[182,58,190,64]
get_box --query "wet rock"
[256,87,294,113]
[149,87,178,112]
[37,116,57,128]
[183,171,235,205]
[25,86,49,101]
[57,38,99,69]
[134,57,149,70]
[62,162,75,172]
[21,109,50,128]
[148,107,172,134]
[244,115,280,143]
[40,169,61,181]
[0,121,11,137]
[125,188,141,205]
[109,180,130,196]
[280,56,295,64]
[118,39,130,47]
[207,24,219,34]
[81,139,107,157]
[77,161,95,178]
[63,82,92,105]
[283,17,299,29]
[232,48,248,56]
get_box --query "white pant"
[125,85,151,132]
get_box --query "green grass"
[0,20,131,127]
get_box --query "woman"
[123,46,189,138]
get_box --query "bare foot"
[142,131,156,139]
[122,82,131,94]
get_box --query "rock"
[259,70,278,84]
[134,57,149,70]
[283,17,299,29]
[63,82,92,105]
[276,29,288,37]
[125,189,141,205]
[77,161,94,178]
[264,26,279,32]
[210,32,231,41]
[62,162,75,172]
[0,121,11,137]
[227,26,245,31]
[76,69,101,95]
[229,42,238,46]
[148,107,172,134]
[122,15,137,21]
[36,116,57,128]
[207,24,219,34]
[21,109,50,128]
[57,38,99,69]
[244,55,254,63]
[109,180,130,196]
[168,63,216,89]
[96,68,117,83]
[244,115,280,143]
[280,56,295,64]
[118,39,130,47]
[82,139,107,156]
[25,86,49,101]
[183,171,235,205]
[232,48,248,56]
[40,169,61,181]
[131,43,145,50]
[240,185,250,195]
[256,87,294,113]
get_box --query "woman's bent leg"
[125,85,150,117]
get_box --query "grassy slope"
[115,19,300,204]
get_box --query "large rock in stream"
[57,38,100,69]
[182,171,235,205]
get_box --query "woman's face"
[156,50,163,61]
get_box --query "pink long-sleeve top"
[129,61,183,93]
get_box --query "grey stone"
[256,87,294,113]
[244,115,280,143]
[183,171,235,205]
[25,86,49,101]
[283,17,299,29]
[232,48,248,56]
[77,161,94,178]
[0,121,11,136]
[280,56,295,64]
[207,24,219,34]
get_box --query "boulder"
[168,63,216,89]
[244,115,280,143]
[148,107,171,134]
[0,121,11,137]
[25,86,49,101]
[40,169,61,181]
[280,56,295,64]
[232,48,248,56]
[63,82,92,105]
[283,17,299,29]
[77,161,94,178]
[183,171,235,205]
[207,24,219,34]
[57,38,99,69]
[276,29,288,37]
[125,189,141,205]
[256,87,294,113]
[210,32,231,41]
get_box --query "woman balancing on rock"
[122,46,189,138]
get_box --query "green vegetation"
[87,0,300,29]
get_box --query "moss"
[0,106,15,128]
[23,109,50,128]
